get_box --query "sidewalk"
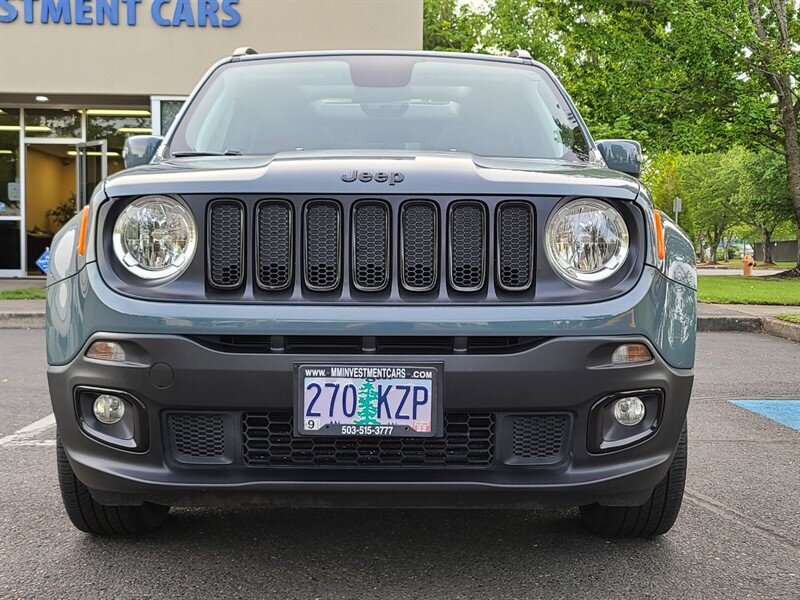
[0,300,46,329]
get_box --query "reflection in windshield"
[170,56,590,162]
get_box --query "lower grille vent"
[510,415,570,464]
[168,414,227,463]
[242,412,495,467]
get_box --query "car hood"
[103,151,641,200]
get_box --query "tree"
[354,380,381,425]
[423,0,482,53]
[722,148,794,264]
[679,153,734,264]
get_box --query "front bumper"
[49,332,693,509]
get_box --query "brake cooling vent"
[167,414,227,464]
[497,202,534,291]
[400,201,438,292]
[449,201,487,292]
[352,201,390,291]
[256,200,293,291]
[510,415,570,464]
[303,200,342,291]
[207,200,244,289]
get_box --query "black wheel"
[57,435,170,536]
[580,424,687,538]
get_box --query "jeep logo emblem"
[341,170,404,185]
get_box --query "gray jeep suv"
[46,49,697,538]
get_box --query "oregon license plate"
[296,364,441,437]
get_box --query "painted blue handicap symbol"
[35,247,50,275]
[732,400,800,432]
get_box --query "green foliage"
[422,0,800,267]
[46,194,77,232]
[423,0,482,53]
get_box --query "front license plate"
[296,364,441,437]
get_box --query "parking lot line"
[731,399,800,431]
[0,413,56,447]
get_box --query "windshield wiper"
[172,149,243,157]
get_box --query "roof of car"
[233,49,544,69]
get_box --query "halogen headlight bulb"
[112,196,197,280]
[545,198,629,283]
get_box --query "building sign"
[0,0,241,27]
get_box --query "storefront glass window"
[0,222,22,270]
[160,100,185,134]
[24,109,82,138]
[86,110,152,175]
[0,108,22,217]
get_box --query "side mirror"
[122,135,163,169]
[596,139,642,178]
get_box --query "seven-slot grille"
[204,198,536,296]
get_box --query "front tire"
[580,425,687,538]
[57,436,170,536]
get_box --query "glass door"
[76,140,107,209]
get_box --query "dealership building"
[0,0,422,277]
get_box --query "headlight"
[112,196,197,280]
[545,198,629,283]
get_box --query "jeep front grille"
[303,200,342,291]
[497,202,535,291]
[400,200,438,292]
[207,200,245,290]
[256,200,293,291]
[202,196,538,300]
[352,200,390,291]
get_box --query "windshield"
[169,55,590,161]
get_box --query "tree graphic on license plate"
[354,380,381,425]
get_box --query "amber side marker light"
[653,210,666,261]
[77,206,90,256]
[612,343,653,365]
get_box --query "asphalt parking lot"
[1,330,798,599]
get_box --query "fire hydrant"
[742,253,755,277]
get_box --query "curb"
[0,313,46,329]
[696,316,763,333]
[763,317,800,343]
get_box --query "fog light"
[93,395,125,424]
[86,341,126,362]
[612,343,652,365]
[613,396,646,426]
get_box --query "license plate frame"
[294,363,443,438]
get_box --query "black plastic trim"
[495,201,535,292]
[206,198,246,290]
[350,199,391,292]
[254,199,294,291]
[302,199,343,292]
[399,199,439,293]
[447,200,488,293]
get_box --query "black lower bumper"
[49,334,693,509]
